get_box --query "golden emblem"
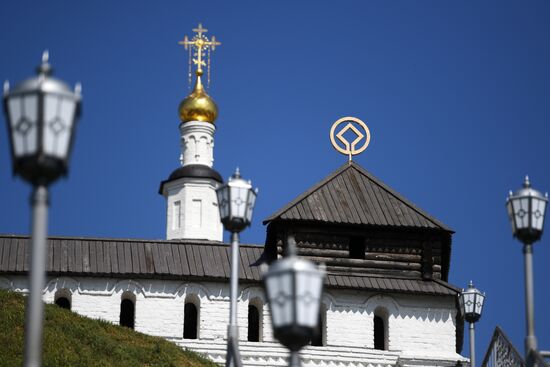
[330,117,371,163]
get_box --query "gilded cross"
[178,23,222,74]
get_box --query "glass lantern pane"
[512,198,526,229]
[506,200,517,233]
[539,199,547,230]
[531,198,546,231]
[245,190,257,223]
[43,96,75,159]
[464,292,474,314]
[222,187,230,219]
[296,272,322,328]
[9,95,38,157]
[474,293,484,315]
[21,95,38,155]
[230,186,247,220]
[217,187,228,220]
[43,94,58,156]
[266,273,292,328]
[7,96,25,156]
[55,97,76,158]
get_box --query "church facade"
[0,26,467,367]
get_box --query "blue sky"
[1,0,550,359]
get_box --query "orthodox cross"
[178,23,221,87]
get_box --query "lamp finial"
[42,50,49,64]
[37,49,52,76]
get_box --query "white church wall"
[179,121,216,168]
[163,178,223,241]
[0,275,465,366]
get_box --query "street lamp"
[263,234,325,367]
[216,168,258,367]
[506,176,548,356]
[458,281,485,367]
[2,50,81,367]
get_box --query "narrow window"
[120,298,135,329]
[183,302,198,339]
[374,315,386,350]
[311,306,325,346]
[55,297,70,310]
[172,201,181,230]
[54,289,71,310]
[248,305,260,342]
[349,236,365,259]
[191,199,202,228]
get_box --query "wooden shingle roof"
[0,235,458,296]
[0,235,264,282]
[264,162,452,232]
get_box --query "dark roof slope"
[264,162,452,232]
[159,165,223,195]
[0,235,458,297]
[0,235,263,283]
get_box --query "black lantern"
[506,176,548,245]
[216,168,257,233]
[3,51,81,186]
[263,254,325,354]
[459,281,485,323]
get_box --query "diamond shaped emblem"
[273,292,288,307]
[49,117,65,135]
[15,117,32,135]
[301,292,314,305]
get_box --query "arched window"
[184,301,198,339]
[55,297,71,310]
[120,294,135,329]
[311,305,325,346]
[54,289,71,310]
[248,304,261,342]
[374,308,388,350]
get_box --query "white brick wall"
[179,121,216,168]
[162,178,223,241]
[0,275,467,366]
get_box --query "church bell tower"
[159,24,223,241]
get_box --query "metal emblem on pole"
[329,116,371,163]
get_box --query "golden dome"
[178,71,218,123]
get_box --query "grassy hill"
[0,289,218,367]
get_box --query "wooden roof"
[0,235,264,283]
[0,234,458,296]
[264,162,452,232]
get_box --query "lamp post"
[506,176,548,356]
[216,168,258,367]
[263,234,325,367]
[2,51,82,367]
[458,281,485,367]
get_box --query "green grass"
[0,289,218,367]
